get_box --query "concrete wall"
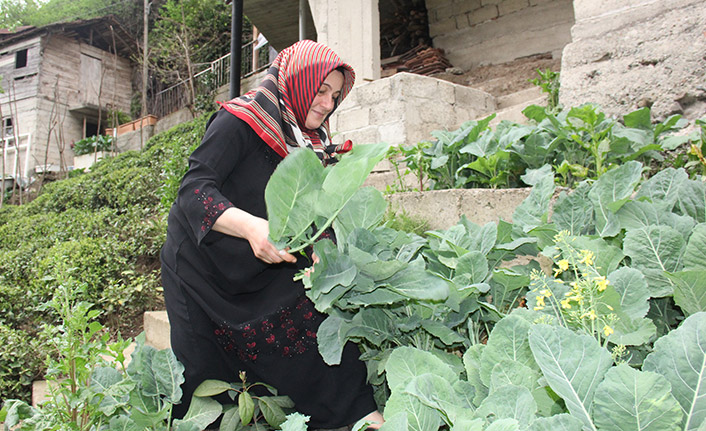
[425,0,575,69]
[560,0,706,121]
[329,71,495,149]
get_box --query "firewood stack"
[380,0,432,58]
[381,44,454,77]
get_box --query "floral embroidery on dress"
[214,295,323,362]
[194,188,233,232]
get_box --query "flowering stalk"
[529,231,617,347]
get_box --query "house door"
[80,53,102,106]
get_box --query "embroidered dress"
[160,41,375,429]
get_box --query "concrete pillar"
[309,0,381,82]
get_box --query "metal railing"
[151,39,273,118]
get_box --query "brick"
[469,5,499,25]
[499,0,530,16]
[429,17,458,37]
[453,0,482,15]
[335,106,370,131]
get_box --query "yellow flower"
[595,276,609,292]
[560,298,572,309]
[535,296,546,307]
[583,309,597,320]
[558,259,570,271]
[603,325,614,337]
[540,289,552,297]
[579,250,595,266]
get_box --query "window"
[2,117,13,138]
[15,49,27,68]
[2,117,14,146]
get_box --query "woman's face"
[304,70,344,129]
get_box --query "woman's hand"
[244,216,297,264]
[212,207,297,265]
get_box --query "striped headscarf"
[219,39,355,163]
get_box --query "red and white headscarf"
[219,40,355,163]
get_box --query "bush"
[0,324,48,404]
[0,111,212,402]
[71,134,115,156]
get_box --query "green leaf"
[238,390,255,425]
[677,179,706,223]
[463,344,489,406]
[513,166,555,233]
[91,366,133,415]
[593,364,682,431]
[265,148,323,245]
[617,200,695,238]
[476,384,537,425]
[379,412,409,430]
[193,379,234,397]
[572,236,624,277]
[609,316,656,346]
[527,414,584,431]
[623,107,652,129]
[384,391,442,431]
[480,314,536,386]
[552,182,594,235]
[386,346,458,393]
[109,416,142,431]
[529,324,613,431]
[259,396,288,428]
[403,373,465,418]
[684,223,706,271]
[152,348,185,404]
[319,143,390,215]
[486,418,521,431]
[454,251,489,286]
[623,226,686,297]
[667,271,706,317]
[643,312,706,431]
[280,412,310,431]
[588,160,643,237]
[607,267,650,319]
[177,395,222,430]
[420,320,465,346]
[385,266,449,301]
[634,167,688,210]
[490,360,540,393]
[219,405,241,431]
[309,240,357,297]
[316,315,350,365]
[333,186,387,243]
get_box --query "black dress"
[160,110,376,428]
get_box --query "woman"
[160,40,383,430]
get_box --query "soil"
[428,52,562,98]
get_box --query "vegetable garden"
[1,101,706,430]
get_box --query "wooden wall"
[2,32,134,175]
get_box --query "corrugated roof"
[0,16,136,59]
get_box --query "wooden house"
[0,16,136,184]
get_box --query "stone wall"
[560,0,706,121]
[425,0,574,69]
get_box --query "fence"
[151,39,272,118]
[1,133,32,188]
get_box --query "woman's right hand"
[212,207,297,265]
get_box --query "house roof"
[0,16,136,59]
[225,0,316,51]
